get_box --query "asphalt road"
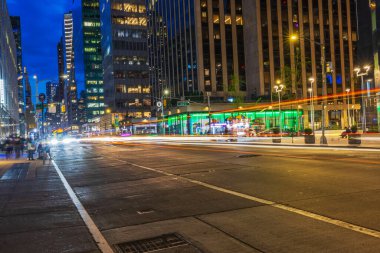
[51,140,380,253]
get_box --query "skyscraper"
[0,1,19,136]
[100,0,151,118]
[82,0,104,120]
[63,12,78,125]
[10,16,25,135]
[245,1,358,129]
[57,39,65,104]
[357,1,378,131]
[46,82,59,103]
[147,0,251,106]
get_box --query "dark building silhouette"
[10,16,25,135]
[100,0,151,118]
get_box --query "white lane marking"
[52,161,114,253]
[118,159,380,239]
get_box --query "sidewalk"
[0,157,100,253]
[230,132,380,149]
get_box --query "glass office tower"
[82,0,105,120]
[100,0,150,118]
[147,0,250,109]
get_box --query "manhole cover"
[237,154,261,158]
[115,233,200,253]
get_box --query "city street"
[2,140,380,252]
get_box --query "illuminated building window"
[236,16,243,26]
[127,86,142,93]
[139,5,146,13]
[124,3,138,12]
[116,85,127,93]
[142,87,150,93]
[225,15,231,24]
[85,47,97,52]
[213,15,220,24]
[84,22,100,27]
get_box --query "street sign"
[177,101,190,107]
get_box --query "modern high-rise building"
[82,0,104,120]
[100,0,151,118]
[357,1,380,131]
[0,1,19,136]
[63,12,78,125]
[57,39,65,104]
[246,1,359,129]
[148,0,251,109]
[10,16,25,135]
[22,67,36,132]
[46,81,59,103]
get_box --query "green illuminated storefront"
[163,110,303,135]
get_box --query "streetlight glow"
[290,34,298,42]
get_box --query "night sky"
[7,0,83,104]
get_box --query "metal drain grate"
[115,233,189,253]
[237,154,261,158]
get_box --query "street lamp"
[345,88,351,127]
[354,65,370,133]
[274,84,285,135]
[290,33,327,144]
[308,77,315,133]
[162,89,169,135]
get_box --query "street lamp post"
[161,89,169,135]
[274,84,285,135]
[290,34,327,144]
[206,92,212,134]
[346,88,351,127]
[354,65,370,133]
[308,77,315,133]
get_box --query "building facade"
[0,1,19,136]
[147,0,250,108]
[22,67,36,132]
[357,1,380,131]
[245,0,359,129]
[10,16,25,135]
[82,0,105,120]
[57,40,65,104]
[63,12,78,126]
[46,81,59,103]
[100,0,151,118]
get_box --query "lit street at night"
[3,0,380,252]
[2,139,380,252]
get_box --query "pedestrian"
[45,143,51,160]
[14,137,21,158]
[37,143,43,159]
[27,141,35,160]
[20,138,25,155]
[5,139,12,159]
